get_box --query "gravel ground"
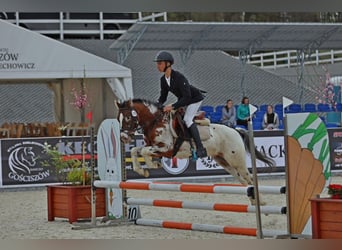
[1,174,341,239]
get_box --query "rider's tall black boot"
[189,123,207,158]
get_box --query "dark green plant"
[42,143,90,185]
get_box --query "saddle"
[172,108,210,157]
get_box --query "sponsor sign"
[0,136,93,187]
[329,128,342,169]
[1,128,340,187]
[124,130,286,179]
[0,47,36,70]
[196,136,285,171]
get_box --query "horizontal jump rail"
[135,218,286,238]
[94,180,286,195]
[126,197,287,215]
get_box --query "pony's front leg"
[130,146,149,177]
[140,146,163,175]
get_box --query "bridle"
[118,104,170,136]
[118,107,140,136]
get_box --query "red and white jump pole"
[126,197,287,215]
[135,218,285,237]
[94,180,286,195]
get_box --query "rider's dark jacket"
[157,70,205,110]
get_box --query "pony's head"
[115,99,139,137]
[115,99,164,140]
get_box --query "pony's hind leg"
[230,164,267,206]
[130,147,149,177]
[218,161,266,206]
[221,165,253,186]
[214,156,253,186]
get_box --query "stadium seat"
[275,111,284,128]
[274,104,283,113]
[200,105,214,118]
[287,103,302,113]
[215,105,224,114]
[326,123,340,128]
[259,104,268,112]
[253,111,264,122]
[317,103,332,112]
[336,103,342,112]
[276,111,283,120]
[252,121,263,130]
[303,103,317,112]
[200,105,214,113]
[210,112,221,123]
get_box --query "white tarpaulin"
[0,19,133,126]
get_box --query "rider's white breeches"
[183,101,202,128]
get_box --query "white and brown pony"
[116,99,275,204]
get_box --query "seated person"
[262,105,279,130]
[220,99,236,128]
[236,96,250,128]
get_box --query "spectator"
[220,99,236,128]
[236,96,250,128]
[262,105,279,130]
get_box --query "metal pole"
[283,114,291,235]
[121,139,128,219]
[90,125,96,225]
[247,120,263,239]
[282,97,293,237]
[239,50,248,97]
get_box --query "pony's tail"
[235,128,275,168]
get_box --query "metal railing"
[243,49,342,69]
[5,12,167,40]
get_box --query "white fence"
[4,12,167,40]
[243,50,342,69]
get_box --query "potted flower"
[43,143,106,223]
[327,183,342,199]
[69,82,91,184]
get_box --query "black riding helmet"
[154,51,174,65]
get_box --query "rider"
[154,50,208,158]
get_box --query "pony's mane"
[131,98,163,109]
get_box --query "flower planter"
[47,185,106,223]
[310,197,342,239]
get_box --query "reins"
[119,105,169,135]
[140,108,169,134]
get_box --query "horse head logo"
[8,147,36,174]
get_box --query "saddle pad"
[197,125,210,141]
[195,118,210,126]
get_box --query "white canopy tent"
[0,19,133,128]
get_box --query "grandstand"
[63,40,307,107]
[109,49,316,107]
[107,22,342,108]
[64,41,324,124]
[2,19,342,127]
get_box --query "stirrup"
[190,148,198,162]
